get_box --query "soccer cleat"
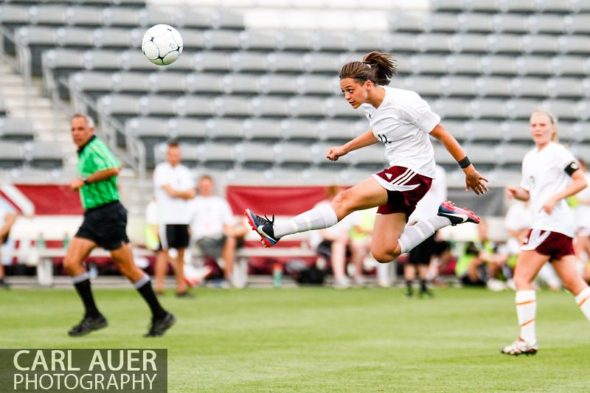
[245,209,279,248]
[68,314,108,337]
[500,337,538,356]
[437,200,481,226]
[145,312,176,337]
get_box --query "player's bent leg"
[552,255,590,323]
[371,213,406,263]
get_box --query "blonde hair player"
[245,51,487,266]
[501,110,589,356]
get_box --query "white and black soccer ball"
[141,24,183,66]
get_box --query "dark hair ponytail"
[339,51,397,86]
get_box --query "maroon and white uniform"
[520,142,579,258]
[361,86,440,215]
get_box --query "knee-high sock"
[274,204,338,239]
[575,287,590,322]
[516,290,537,344]
[135,274,167,319]
[398,217,451,254]
[73,272,101,318]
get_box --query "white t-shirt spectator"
[361,86,440,178]
[520,142,577,237]
[189,196,234,240]
[153,162,194,224]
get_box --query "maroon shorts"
[521,229,575,260]
[372,166,432,216]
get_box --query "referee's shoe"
[145,312,176,337]
[68,314,108,337]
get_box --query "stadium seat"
[488,34,525,54]
[185,73,225,94]
[551,55,589,77]
[511,77,548,98]
[175,96,216,117]
[289,97,326,118]
[296,75,339,96]
[102,7,141,27]
[409,54,449,75]
[25,141,64,169]
[500,121,531,142]
[516,56,554,77]
[223,74,261,95]
[148,73,190,95]
[193,51,233,72]
[559,35,590,55]
[433,98,472,119]
[348,145,387,170]
[431,0,466,13]
[97,94,140,120]
[236,142,275,169]
[242,118,283,142]
[274,143,314,169]
[259,74,299,95]
[312,32,350,52]
[230,52,268,73]
[463,120,504,142]
[416,33,452,53]
[537,0,575,13]
[469,0,503,13]
[545,77,585,99]
[168,117,208,141]
[252,96,291,117]
[496,144,532,166]
[505,98,541,120]
[125,117,169,138]
[203,29,241,50]
[471,98,507,119]
[198,143,235,169]
[500,0,537,14]
[476,76,513,98]
[323,97,357,119]
[0,118,35,141]
[211,10,245,31]
[94,27,138,49]
[113,72,151,94]
[441,76,478,97]
[349,32,389,53]
[451,34,489,54]
[238,30,278,51]
[404,76,443,97]
[522,34,560,55]
[446,54,482,75]
[213,96,254,117]
[277,31,314,52]
[543,99,585,121]
[0,5,31,33]
[66,6,104,28]
[564,14,590,35]
[427,13,460,33]
[267,52,306,73]
[0,141,27,168]
[139,95,176,117]
[457,13,495,33]
[528,15,566,35]
[480,55,519,76]
[280,119,321,142]
[69,71,113,97]
[29,5,67,26]
[493,14,529,34]
[302,53,341,74]
[204,118,243,141]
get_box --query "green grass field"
[1,287,589,392]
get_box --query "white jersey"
[188,196,234,240]
[153,162,194,224]
[361,86,440,178]
[520,142,578,237]
[409,165,447,222]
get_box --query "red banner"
[16,184,83,215]
[226,186,330,216]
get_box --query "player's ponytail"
[339,51,397,86]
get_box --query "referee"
[64,113,175,337]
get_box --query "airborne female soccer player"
[501,110,590,356]
[246,51,487,264]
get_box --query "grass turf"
[1,287,589,392]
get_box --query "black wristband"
[458,156,471,169]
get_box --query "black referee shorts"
[160,224,190,250]
[75,201,129,250]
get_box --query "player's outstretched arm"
[326,129,378,161]
[430,124,488,195]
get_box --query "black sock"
[420,279,428,292]
[136,279,167,319]
[405,280,413,294]
[74,278,101,318]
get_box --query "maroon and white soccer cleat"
[437,201,481,226]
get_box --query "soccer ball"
[141,24,183,66]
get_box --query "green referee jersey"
[77,135,121,209]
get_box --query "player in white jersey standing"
[501,110,590,356]
[245,51,487,265]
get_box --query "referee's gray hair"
[71,113,95,129]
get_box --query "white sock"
[516,290,537,345]
[575,287,590,322]
[273,204,338,238]
[398,216,451,254]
